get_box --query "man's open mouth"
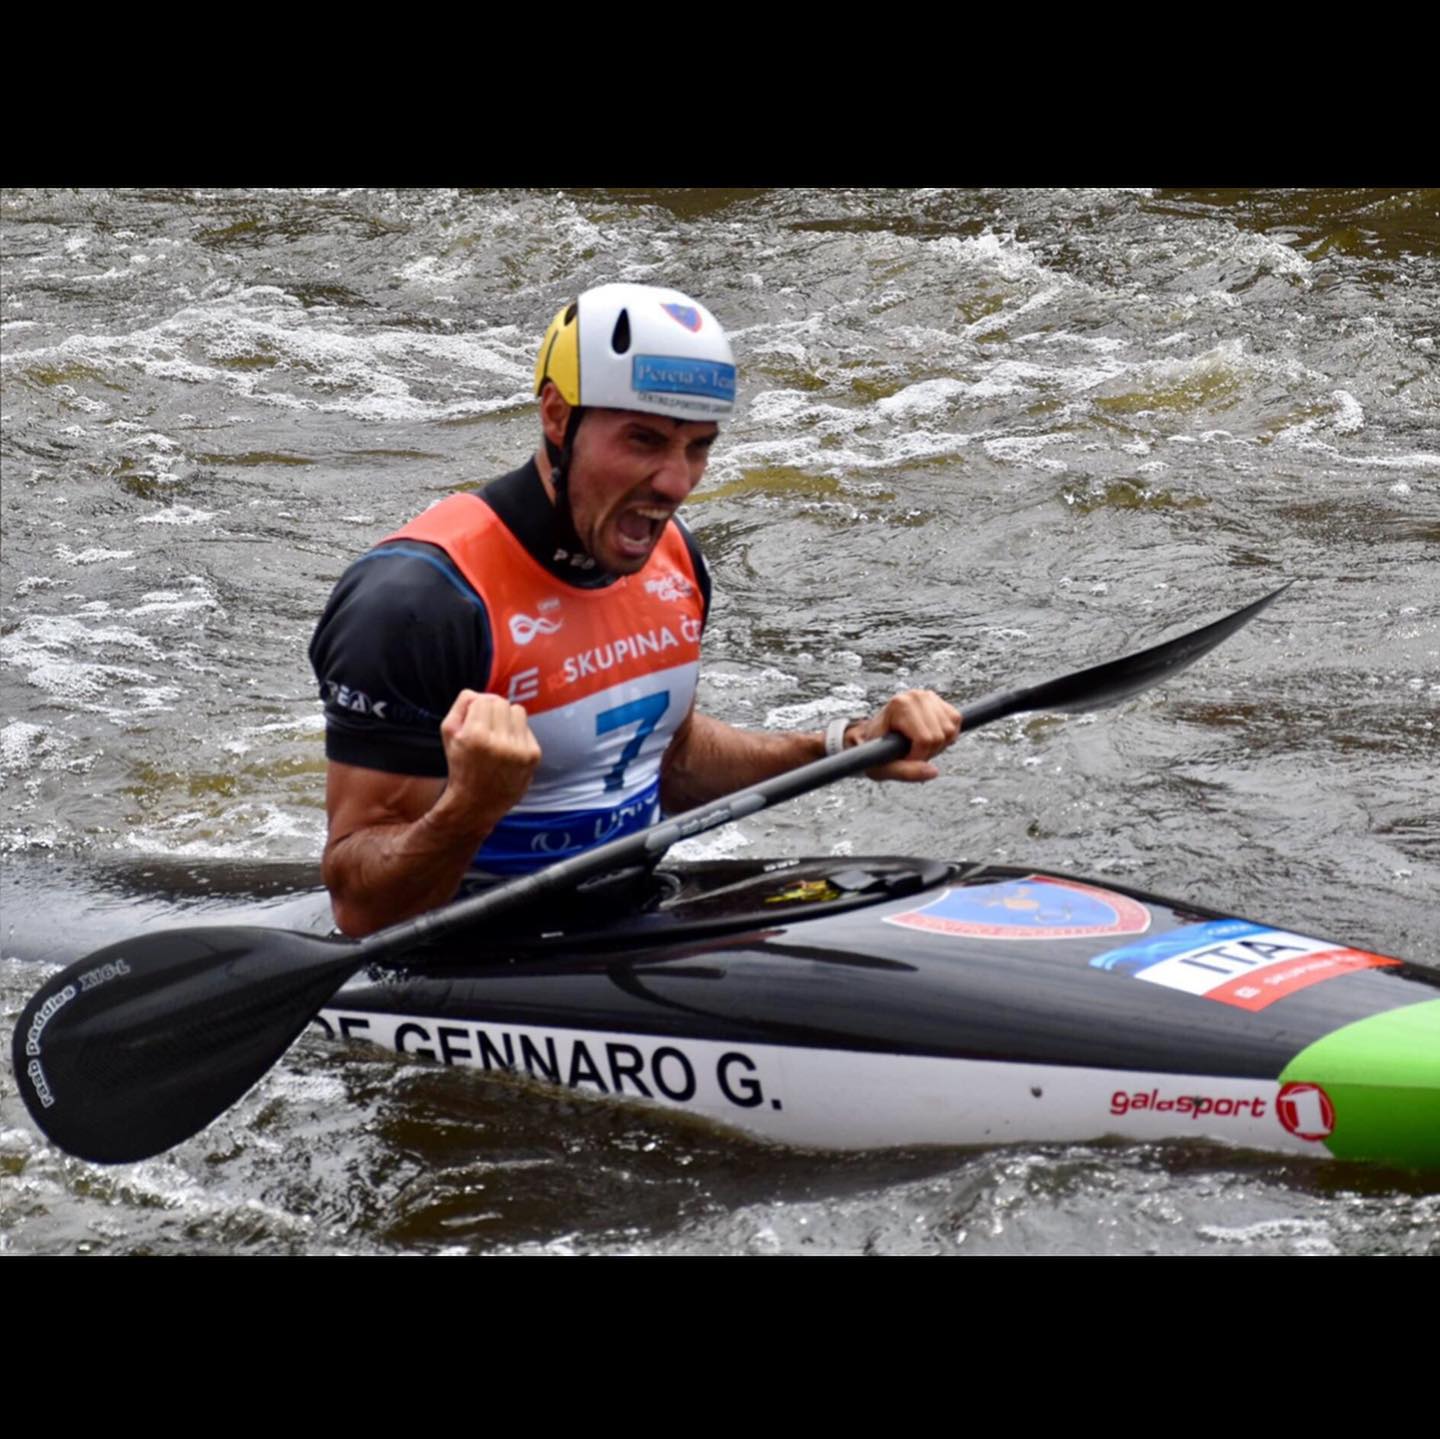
[613,506,672,556]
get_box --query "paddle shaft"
[367,730,909,959]
[370,580,1291,963]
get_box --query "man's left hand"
[850,690,962,782]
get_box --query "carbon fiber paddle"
[12,582,1290,1163]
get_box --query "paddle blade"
[12,927,362,1164]
[961,582,1291,730]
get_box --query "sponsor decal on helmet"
[536,284,734,417]
[1276,1081,1336,1141]
[885,876,1151,939]
[1089,920,1399,1010]
[632,355,736,403]
[661,302,702,332]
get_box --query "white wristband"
[824,716,853,757]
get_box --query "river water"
[2,188,1436,1256]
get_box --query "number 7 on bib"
[597,691,671,792]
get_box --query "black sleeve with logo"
[308,542,493,777]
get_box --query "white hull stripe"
[313,1009,1326,1158]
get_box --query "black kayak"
[6,849,1438,1171]
[318,853,1440,1170]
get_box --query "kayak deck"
[319,857,1440,1170]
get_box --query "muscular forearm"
[322,790,506,938]
[323,693,542,938]
[660,711,834,814]
[660,688,962,813]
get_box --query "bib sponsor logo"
[645,572,694,603]
[1090,920,1399,1011]
[507,667,540,704]
[1276,1082,1336,1141]
[509,611,563,645]
[526,788,658,854]
[560,627,683,685]
[887,877,1151,940]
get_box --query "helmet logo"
[633,355,736,403]
[661,302,702,333]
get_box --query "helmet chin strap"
[545,405,597,569]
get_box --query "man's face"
[564,408,718,573]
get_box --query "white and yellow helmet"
[534,282,736,422]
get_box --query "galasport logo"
[1276,1082,1336,1141]
[1109,1087,1268,1121]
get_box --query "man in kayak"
[311,283,961,937]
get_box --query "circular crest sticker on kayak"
[884,876,1151,940]
[1276,1082,1336,1141]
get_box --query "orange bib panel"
[385,494,704,874]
